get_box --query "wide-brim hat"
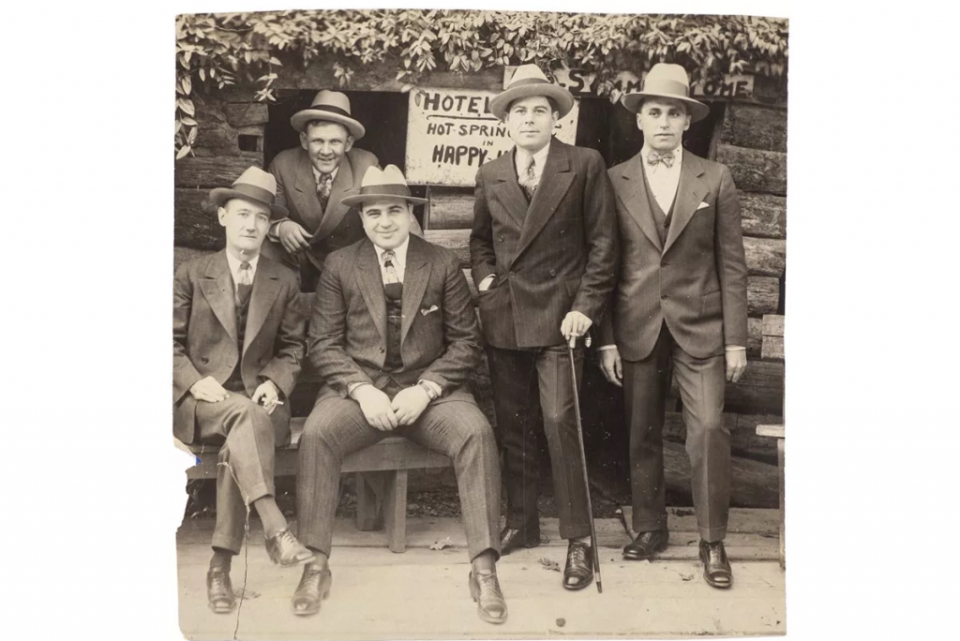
[489,64,575,121]
[621,63,710,123]
[290,90,366,139]
[341,165,428,207]
[209,166,288,219]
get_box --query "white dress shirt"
[373,236,409,283]
[642,144,683,214]
[225,251,260,293]
[514,142,551,187]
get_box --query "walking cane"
[568,332,603,594]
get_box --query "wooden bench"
[178,418,452,553]
[756,423,785,569]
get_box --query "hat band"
[306,103,352,119]
[506,76,553,90]
[228,183,276,205]
[358,184,413,198]
[641,78,691,98]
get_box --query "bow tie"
[646,151,676,168]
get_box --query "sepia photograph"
[172,7,788,639]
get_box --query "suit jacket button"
[549,268,557,277]
[559,229,566,235]
[509,271,515,278]
[661,294,669,300]
[200,357,209,364]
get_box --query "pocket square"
[696,201,711,211]
[420,305,439,316]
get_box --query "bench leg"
[355,472,385,532]
[383,470,408,553]
[778,438,785,570]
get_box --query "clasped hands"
[189,376,282,414]
[352,384,432,431]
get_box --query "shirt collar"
[311,164,339,182]
[641,144,683,166]
[515,141,551,172]
[373,236,410,268]
[225,250,260,278]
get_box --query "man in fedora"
[173,167,314,614]
[265,90,422,292]
[597,63,749,589]
[292,165,506,623]
[469,64,618,591]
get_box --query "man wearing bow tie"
[598,64,749,589]
[293,166,506,624]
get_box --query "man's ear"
[217,206,228,227]
[344,135,354,153]
[299,131,309,151]
[683,114,692,132]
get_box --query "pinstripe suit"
[297,235,500,561]
[470,139,619,539]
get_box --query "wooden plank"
[355,472,385,531]
[664,441,778,508]
[761,335,784,361]
[744,237,785,277]
[748,276,780,316]
[341,437,452,473]
[384,470,408,553]
[756,424,786,439]
[423,228,470,268]
[224,102,269,127]
[778,438,786,569]
[175,156,262,188]
[672,360,783,415]
[662,411,782,459]
[740,192,786,239]
[174,188,224,250]
[747,317,763,357]
[426,187,474,229]
[716,144,787,196]
[762,314,785,337]
[720,103,787,153]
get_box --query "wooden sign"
[404,87,579,186]
[503,65,755,100]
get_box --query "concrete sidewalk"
[177,509,785,639]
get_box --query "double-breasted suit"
[470,139,619,540]
[173,251,305,553]
[297,235,500,561]
[599,148,748,542]
[265,147,422,290]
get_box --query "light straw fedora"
[209,166,288,219]
[621,63,710,123]
[488,64,575,121]
[340,165,428,207]
[290,90,366,139]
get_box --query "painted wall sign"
[503,65,755,100]
[404,87,579,186]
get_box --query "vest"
[383,281,404,372]
[641,166,676,248]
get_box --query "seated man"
[173,167,314,615]
[293,166,507,624]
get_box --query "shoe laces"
[570,543,589,565]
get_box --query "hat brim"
[209,188,289,219]
[341,192,428,208]
[621,92,710,123]
[489,84,575,121]
[290,110,366,140]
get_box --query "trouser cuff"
[633,514,668,533]
[211,535,243,555]
[699,525,727,543]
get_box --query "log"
[423,229,471,268]
[224,102,269,128]
[747,317,763,357]
[720,103,787,153]
[762,314,785,337]
[174,188,223,250]
[175,156,262,188]
[662,411,783,460]
[761,314,785,361]
[716,144,787,196]
[670,360,783,418]
[740,192,786,239]
[744,237,785,278]
[748,276,780,316]
[426,187,474,229]
[662,441,778,508]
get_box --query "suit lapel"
[616,153,663,252]
[663,152,709,255]
[198,252,238,343]
[312,153,356,242]
[355,240,388,345]
[242,258,282,354]
[292,149,325,233]
[514,140,574,261]
[400,237,429,346]
[489,150,529,228]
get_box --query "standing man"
[173,167,314,614]
[264,90,422,291]
[294,166,507,624]
[598,64,749,589]
[470,64,619,591]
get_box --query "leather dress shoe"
[562,540,594,591]
[699,540,733,589]
[292,564,333,617]
[469,571,508,624]
[265,528,314,566]
[623,528,669,560]
[206,566,235,614]
[499,527,540,556]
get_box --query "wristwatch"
[417,380,440,401]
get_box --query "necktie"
[519,155,538,201]
[236,261,253,305]
[646,151,676,169]
[316,172,333,211]
[382,250,400,284]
